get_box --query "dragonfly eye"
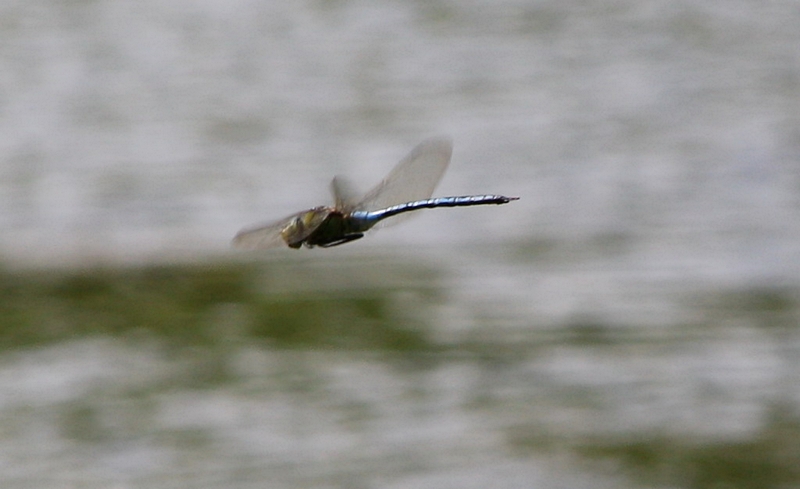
[280,216,303,241]
[301,211,317,227]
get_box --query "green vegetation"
[507,405,800,489]
[0,258,437,352]
[574,406,800,489]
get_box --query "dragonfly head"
[281,207,330,248]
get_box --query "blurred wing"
[231,215,295,250]
[330,175,362,211]
[232,208,333,250]
[354,136,453,213]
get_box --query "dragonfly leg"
[318,233,364,248]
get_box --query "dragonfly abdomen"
[353,194,519,225]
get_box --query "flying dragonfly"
[232,137,519,250]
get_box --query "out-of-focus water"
[1,1,799,488]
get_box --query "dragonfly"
[232,137,518,250]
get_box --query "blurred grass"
[0,257,440,352]
[572,403,800,489]
[507,403,800,489]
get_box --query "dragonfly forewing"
[354,136,453,213]
[231,217,293,250]
[232,208,332,250]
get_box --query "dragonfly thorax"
[280,207,367,249]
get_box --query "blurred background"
[1,1,799,488]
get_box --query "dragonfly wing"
[232,215,295,250]
[355,136,453,213]
[232,208,331,250]
[330,175,362,211]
